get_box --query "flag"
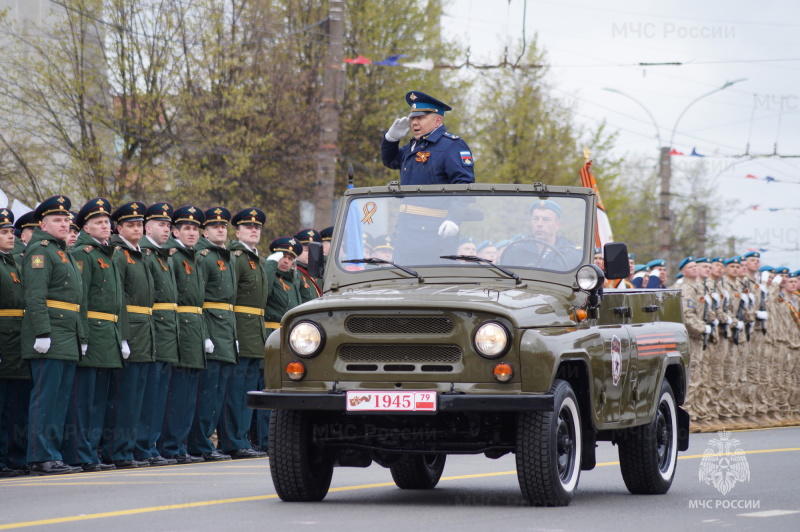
[690,147,705,157]
[400,59,434,70]
[579,160,614,248]
[344,55,371,65]
[668,148,684,156]
[373,54,408,66]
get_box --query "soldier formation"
[0,197,327,476]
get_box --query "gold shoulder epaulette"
[200,249,210,256]
[40,240,49,246]
[169,248,178,256]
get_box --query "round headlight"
[474,322,509,358]
[576,264,604,291]
[289,321,324,357]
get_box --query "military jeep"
[248,182,690,506]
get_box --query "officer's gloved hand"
[726,316,733,326]
[235,341,240,353]
[81,344,88,357]
[771,274,782,285]
[704,324,712,335]
[34,337,51,354]
[711,292,720,304]
[267,251,283,262]
[438,220,459,238]
[204,338,215,354]
[121,341,131,360]
[755,310,768,320]
[735,320,745,330]
[760,270,770,284]
[712,319,719,327]
[385,117,410,142]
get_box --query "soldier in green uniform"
[0,209,29,477]
[66,211,80,249]
[187,207,236,461]
[22,196,84,475]
[160,206,207,464]
[134,203,179,466]
[218,208,269,459]
[61,199,122,472]
[294,229,322,303]
[320,226,333,256]
[104,202,155,469]
[255,236,303,450]
[11,211,36,263]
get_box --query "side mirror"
[603,242,630,280]
[307,242,325,279]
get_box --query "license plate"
[346,391,437,412]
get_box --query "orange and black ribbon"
[57,251,69,263]
[249,260,256,270]
[217,260,227,271]
[279,278,290,291]
[156,256,168,271]
[10,272,20,283]
[98,258,110,269]
[124,250,136,264]
[183,260,193,275]
[415,151,431,163]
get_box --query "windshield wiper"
[440,255,520,282]
[342,258,421,279]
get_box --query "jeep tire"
[516,379,582,506]
[390,454,446,489]
[269,409,334,501]
[618,380,678,494]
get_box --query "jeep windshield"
[335,192,589,274]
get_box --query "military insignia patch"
[76,261,84,272]
[234,250,242,256]
[687,299,694,309]
[40,240,49,246]
[83,245,93,253]
[460,151,473,166]
[169,248,178,256]
[201,249,210,256]
[32,255,45,268]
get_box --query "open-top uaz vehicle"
[248,182,690,506]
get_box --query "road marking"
[1,445,798,529]
[739,510,800,518]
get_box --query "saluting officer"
[187,207,237,462]
[104,202,155,469]
[381,91,475,186]
[0,209,29,477]
[22,195,84,475]
[294,229,322,303]
[135,203,180,466]
[61,198,123,472]
[160,206,207,464]
[218,208,269,459]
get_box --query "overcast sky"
[444,0,800,269]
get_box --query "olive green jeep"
[248,182,690,506]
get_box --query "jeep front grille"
[338,344,462,363]
[345,316,454,335]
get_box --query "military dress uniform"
[294,229,322,304]
[135,203,179,466]
[217,208,269,458]
[103,202,156,468]
[381,91,475,186]
[160,207,207,463]
[0,209,30,476]
[61,199,123,472]
[22,196,84,475]
[11,211,37,265]
[187,207,237,461]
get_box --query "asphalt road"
[1,426,798,531]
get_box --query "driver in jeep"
[499,199,583,270]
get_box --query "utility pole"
[314,0,344,228]
[658,146,672,273]
[695,205,707,257]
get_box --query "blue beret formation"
[146,202,174,222]
[0,208,14,229]
[35,195,71,221]
[270,236,302,258]
[232,207,265,227]
[173,205,205,226]
[77,198,112,227]
[294,228,321,244]
[406,91,452,117]
[204,206,231,226]
[112,201,145,223]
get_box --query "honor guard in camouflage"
[381,91,475,186]
[294,229,323,304]
[135,203,180,467]
[11,211,36,263]
[674,257,708,424]
[217,208,269,459]
[160,206,207,464]
[22,196,84,475]
[103,202,155,469]
[61,198,122,472]
[0,209,29,477]
[187,207,237,462]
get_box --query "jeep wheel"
[516,379,582,506]
[390,454,446,489]
[618,380,678,494]
[269,409,333,501]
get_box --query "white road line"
[739,510,800,518]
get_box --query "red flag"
[745,174,758,179]
[344,55,371,64]
[580,160,613,248]
[668,148,684,156]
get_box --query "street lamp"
[604,79,747,273]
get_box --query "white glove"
[723,289,731,300]
[34,338,51,354]
[438,220,459,238]
[735,320,745,330]
[726,316,733,326]
[748,293,757,305]
[711,292,720,304]
[384,117,410,142]
[633,271,646,279]
[204,338,215,354]
[267,251,283,262]
[760,271,770,284]
[235,341,240,353]
[704,325,712,335]
[755,310,768,320]
[121,340,131,360]
[771,274,782,285]
[81,344,88,356]
[712,319,719,327]
[758,284,767,293]
[703,294,711,305]
[749,321,755,329]
[741,296,749,308]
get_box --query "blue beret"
[495,239,510,248]
[757,265,773,272]
[112,201,145,223]
[695,257,709,264]
[34,195,71,221]
[634,263,647,273]
[647,259,666,269]
[724,257,741,265]
[678,256,695,270]
[710,257,724,264]
[628,252,635,261]
[295,228,321,244]
[773,266,789,275]
[173,205,205,226]
[270,236,302,258]
[406,91,452,117]
[530,199,563,218]
[790,270,800,278]
[77,198,112,227]
[459,236,476,246]
[477,240,495,252]
[204,206,231,226]
[676,272,683,279]
[0,208,14,229]
[742,251,760,259]
[320,226,334,241]
[593,247,602,255]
